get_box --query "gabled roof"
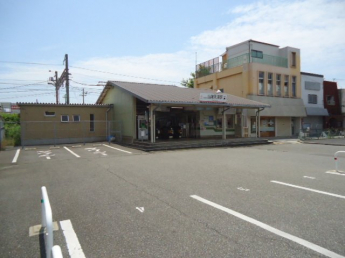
[96,81,270,109]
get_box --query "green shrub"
[1,113,21,146]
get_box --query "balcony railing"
[252,54,288,68]
[196,53,288,78]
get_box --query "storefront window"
[260,117,275,137]
[227,114,234,128]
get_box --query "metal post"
[222,108,226,140]
[41,186,53,258]
[334,151,345,172]
[150,105,154,143]
[54,123,57,147]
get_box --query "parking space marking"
[271,180,345,199]
[37,150,55,160]
[102,144,132,154]
[85,147,107,156]
[12,149,20,163]
[64,147,81,158]
[60,220,85,258]
[326,171,345,176]
[237,187,250,191]
[191,195,344,258]
[303,176,315,179]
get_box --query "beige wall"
[196,52,301,99]
[102,86,136,139]
[276,117,291,136]
[248,62,301,98]
[19,105,112,144]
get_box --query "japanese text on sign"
[199,93,228,103]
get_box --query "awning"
[246,95,307,117]
[305,107,329,116]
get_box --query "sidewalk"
[301,137,345,146]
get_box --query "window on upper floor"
[73,115,80,122]
[276,74,281,97]
[292,76,296,97]
[284,75,289,97]
[45,111,55,116]
[61,115,69,122]
[291,52,296,67]
[267,73,273,96]
[326,95,335,105]
[258,72,265,95]
[251,50,263,59]
[308,94,317,104]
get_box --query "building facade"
[195,40,306,137]
[18,103,113,146]
[323,81,342,129]
[300,72,328,130]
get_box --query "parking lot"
[0,141,345,258]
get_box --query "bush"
[1,113,21,146]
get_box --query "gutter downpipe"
[106,105,112,144]
[255,107,265,138]
[222,107,230,140]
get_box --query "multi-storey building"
[323,81,342,129]
[195,39,306,137]
[300,72,328,130]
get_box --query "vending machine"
[137,115,149,140]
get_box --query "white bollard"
[41,186,54,258]
[334,151,345,172]
[52,245,63,258]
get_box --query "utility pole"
[80,88,88,104]
[64,54,70,104]
[55,71,59,104]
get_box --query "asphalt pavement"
[0,141,344,257]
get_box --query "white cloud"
[191,0,345,86]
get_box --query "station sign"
[199,93,228,103]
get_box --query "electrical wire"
[0,61,62,66]
[0,92,54,100]
[70,65,180,84]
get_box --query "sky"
[0,0,344,104]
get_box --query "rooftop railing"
[196,53,288,78]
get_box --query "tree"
[181,72,195,88]
[196,65,211,78]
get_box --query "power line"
[70,65,180,84]
[0,92,53,100]
[0,81,48,90]
[70,79,103,86]
[0,61,62,66]
[0,79,47,82]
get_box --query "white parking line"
[271,180,345,199]
[60,220,85,258]
[12,149,20,163]
[191,195,344,258]
[326,171,345,176]
[64,147,80,158]
[303,176,315,179]
[102,144,132,154]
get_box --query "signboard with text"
[199,93,228,103]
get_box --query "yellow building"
[195,40,306,137]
